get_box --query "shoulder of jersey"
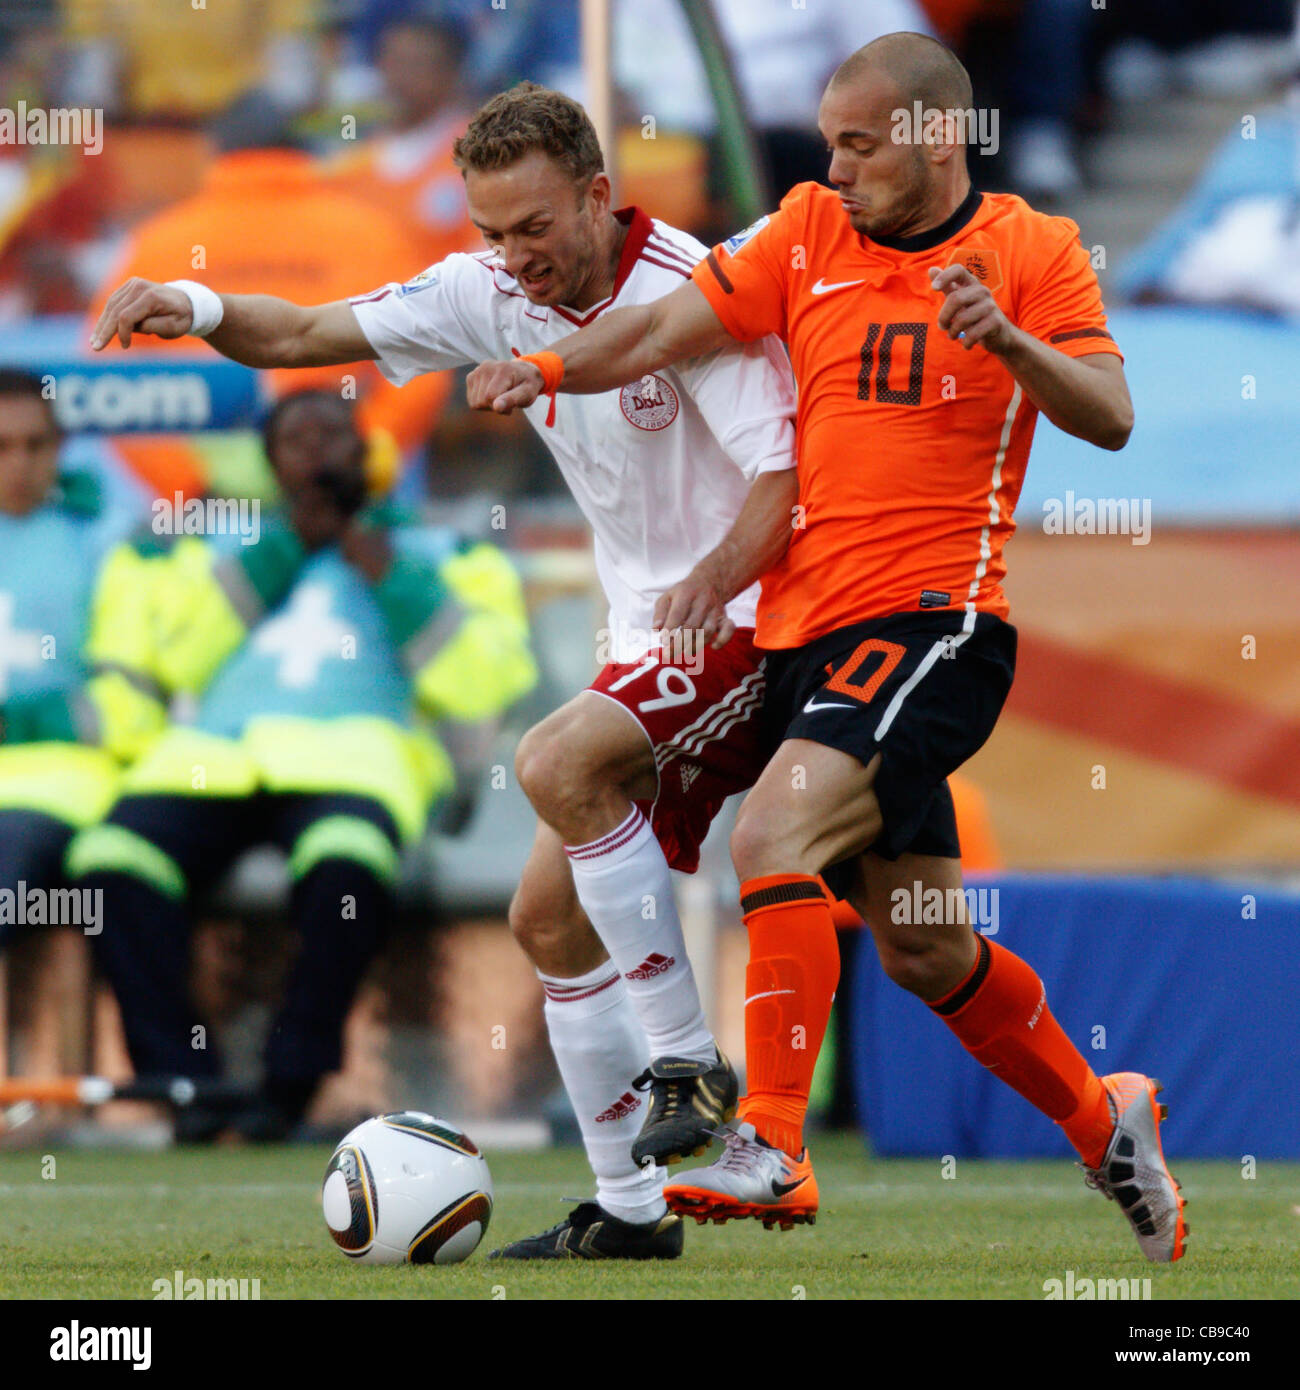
[348,253,476,306]
[418,249,520,301]
[781,180,835,220]
[717,182,827,256]
[459,248,510,287]
[977,190,1083,245]
[640,218,706,280]
[467,249,506,275]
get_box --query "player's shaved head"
[829,31,972,114]
[818,31,975,240]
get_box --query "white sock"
[538,961,666,1224]
[564,806,716,1064]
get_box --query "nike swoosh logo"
[810,277,864,296]
[802,696,856,713]
[744,988,796,1006]
[772,1175,808,1197]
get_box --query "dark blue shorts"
[759,610,1016,876]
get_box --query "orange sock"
[928,936,1114,1166]
[735,873,840,1157]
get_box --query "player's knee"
[515,725,612,825]
[507,885,597,975]
[729,802,789,880]
[515,728,564,813]
[507,883,562,960]
[878,944,941,997]
[877,934,970,999]
[513,722,546,793]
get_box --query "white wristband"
[166,280,225,338]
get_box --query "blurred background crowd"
[1,1,1297,1154]
[1,0,1297,509]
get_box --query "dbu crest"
[620,374,679,431]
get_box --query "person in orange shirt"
[86,128,443,499]
[466,33,1186,1264]
[325,15,480,270]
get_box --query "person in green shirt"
[67,390,537,1138]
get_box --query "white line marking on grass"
[0,1181,587,1199]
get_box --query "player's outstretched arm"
[653,467,800,650]
[89,278,376,369]
[466,281,734,414]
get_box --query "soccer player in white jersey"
[91,82,799,1260]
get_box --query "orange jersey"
[326,111,481,268]
[692,183,1122,649]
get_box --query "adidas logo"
[595,1091,641,1123]
[626,952,676,981]
[679,761,701,793]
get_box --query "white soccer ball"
[321,1112,494,1265]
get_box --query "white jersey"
[349,207,796,662]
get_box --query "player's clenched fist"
[90,278,195,351]
[929,263,1013,354]
[465,358,545,414]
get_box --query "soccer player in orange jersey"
[467,33,1186,1262]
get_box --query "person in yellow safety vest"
[0,368,165,949]
[65,389,537,1139]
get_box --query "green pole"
[676,0,771,224]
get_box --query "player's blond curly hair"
[453,82,604,187]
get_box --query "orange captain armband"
[513,348,564,427]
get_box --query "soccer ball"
[322,1112,493,1265]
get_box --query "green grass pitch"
[1,1135,1296,1300]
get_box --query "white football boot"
[664,1121,818,1231]
[1082,1073,1188,1262]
